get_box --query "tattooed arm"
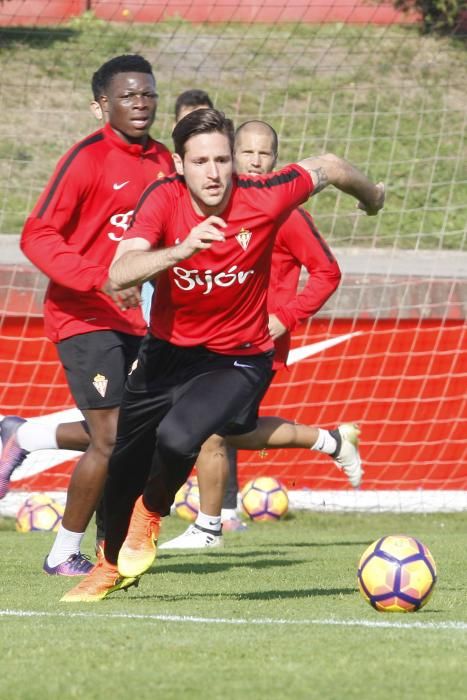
[298,153,385,215]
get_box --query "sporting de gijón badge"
[235,227,252,251]
[92,373,108,397]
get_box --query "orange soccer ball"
[174,476,200,522]
[240,476,289,521]
[357,535,437,612]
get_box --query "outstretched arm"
[298,153,385,215]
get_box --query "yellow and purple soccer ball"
[357,535,437,612]
[240,476,289,521]
[16,493,64,533]
[174,476,200,521]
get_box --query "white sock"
[46,525,84,567]
[311,429,338,455]
[221,508,238,521]
[195,510,222,533]
[16,421,58,452]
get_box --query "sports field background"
[0,3,466,698]
[2,510,467,699]
[1,4,466,509]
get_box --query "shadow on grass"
[158,541,371,558]
[130,585,356,603]
[233,587,355,600]
[151,556,306,576]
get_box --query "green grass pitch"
[1,511,467,699]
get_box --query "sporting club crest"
[235,227,252,251]
[92,373,108,397]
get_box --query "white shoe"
[159,524,224,550]
[331,423,363,488]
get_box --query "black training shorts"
[56,330,143,410]
[221,368,277,437]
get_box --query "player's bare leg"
[0,418,90,499]
[160,417,362,550]
[159,434,228,550]
[56,421,90,451]
[197,434,230,516]
[228,417,362,488]
[44,407,119,575]
[227,417,319,450]
[61,408,118,531]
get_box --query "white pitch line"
[1,609,467,631]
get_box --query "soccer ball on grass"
[174,475,200,521]
[240,476,289,521]
[16,493,64,533]
[357,534,437,612]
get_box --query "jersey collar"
[103,122,160,157]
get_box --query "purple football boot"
[0,416,29,499]
[43,553,94,576]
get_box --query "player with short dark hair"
[62,107,384,601]
[172,106,235,157]
[5,54,174,577]
[174,88,214,123]
[91,54,155,102]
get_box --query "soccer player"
[0,85,213,561]
[62,108,384,601]
[160,119,343,548]
[174,88,214,122]
[7,55,174,577]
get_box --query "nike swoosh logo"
[234,360,255,369]
[287,332,363,366]
[113,181,129,190]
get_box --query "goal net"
[0,0,465,513]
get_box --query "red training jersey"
[124,164,313,355]
[20,123,173,342]
[268,207,341,369]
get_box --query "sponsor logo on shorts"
[92,373,108,397]
[234,360,254,369]
[128,359,138,375]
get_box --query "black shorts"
[57,330,143,410]
[119,335,274,444]
[222,368,277,437]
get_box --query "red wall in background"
[239,318,466,490]
[0,0,417,26]
[2,316,465,491]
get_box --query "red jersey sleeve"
[20,146,108,292]
[271,208,341,332]
[124,176,178,247]
[238,163,313,223]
